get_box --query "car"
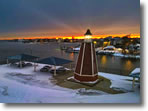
[50,67,66,74]
[17,62,26,67]
[40,67,49,72]
[40,66,52,72]
[25,62,33,66]
[43,65,52,69]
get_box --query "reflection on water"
[124,60,133,71]
[96,53,140,75]
[70,53,74,60]
[111,56,115,63]
[0,42,140,76]
[60,50,64,56]
[100,56,107,66]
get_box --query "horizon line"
[0,33,140,40]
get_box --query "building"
[74,29,98,82]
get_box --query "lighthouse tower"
[74,29,98,82]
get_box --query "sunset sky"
[0,0,140,39]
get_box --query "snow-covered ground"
[0,64,140,103]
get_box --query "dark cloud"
[0,0,140,37]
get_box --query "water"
[97,55,140,75]
[0,42,140,76]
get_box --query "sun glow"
[0,34,140,40]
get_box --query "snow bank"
[99,72,139,92]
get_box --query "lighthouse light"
[85,35,92,39]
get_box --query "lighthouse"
[74,29,98,82]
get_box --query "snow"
[131,68,140,74]
[113,53,140,59]
[99,72,139,92]
[0,64,140,103]
[73,47,80,51]
[103,45,116,50]
[76,92,140,103]
[113,53,125,57]
[68,76,99,84]
[129,68,140,78]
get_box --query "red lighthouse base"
[74,73,98,82]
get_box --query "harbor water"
[0,41,140,76]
